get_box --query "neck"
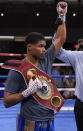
[26,55,38,67]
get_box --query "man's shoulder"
[8,69,22,78]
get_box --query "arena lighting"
[73,13,76,17]
[36,12,40,16]
[0,13,4,16]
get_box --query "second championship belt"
[2,60,64,112]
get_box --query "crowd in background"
[52,66,76,99]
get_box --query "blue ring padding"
[0,76,8,79]
[0,75,76,79]
[51,75,76,78]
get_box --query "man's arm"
[4,92,24,107]
[4,74,42,108]
[54,23,66,56]
[53,1,67,56]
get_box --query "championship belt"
[2,60,64,112]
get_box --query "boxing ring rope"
[0,75,75,79]
[0,74,75,91]
[0,36,52,41]
[0,87,75,92]
[0,87,5,91]
[0,73,75,92]
[0,53,71,68]
[51,75,75,78]
[0,53,26,57]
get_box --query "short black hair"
[25,32,45,45]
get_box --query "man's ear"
[27,44,33,51]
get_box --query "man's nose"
[42,47,46,52]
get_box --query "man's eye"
[39,44,46,47]
[40,45,43,47]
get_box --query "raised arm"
[53,1,67,56]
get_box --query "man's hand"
[22,78,42,98]
[57,1,68,23]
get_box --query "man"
[4,2,67,131]
[56,38,83,131]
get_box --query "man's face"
[27,40,46,59]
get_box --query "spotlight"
[1,13,4,16]
[73,13,76,17]
[36,13,40,17]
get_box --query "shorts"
[16,112,54,131]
